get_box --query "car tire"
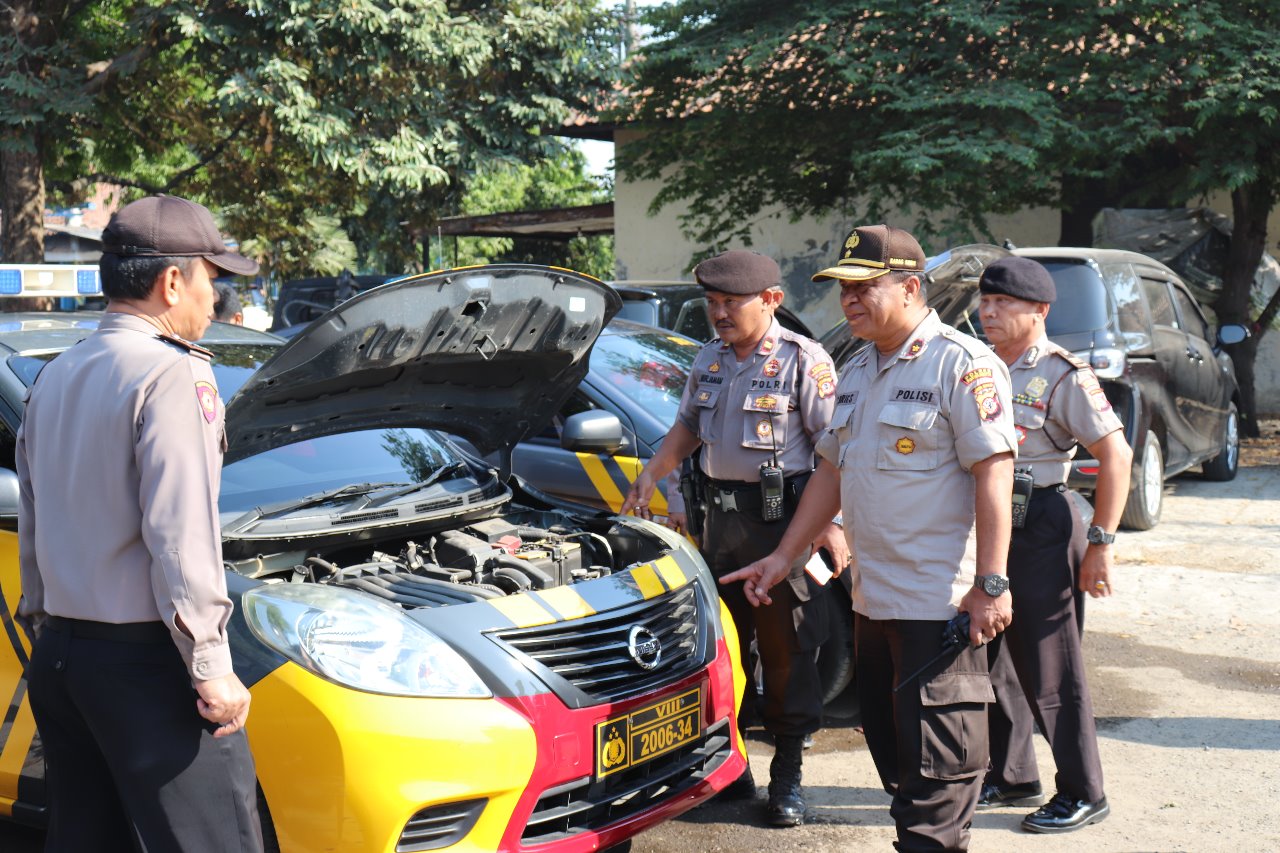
[1202,404,1240,482]
[1120,431,1163,531]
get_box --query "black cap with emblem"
[693,250,782,295]
[102,194,259,277]
[979,256,1057,304]
[812,224,926,282]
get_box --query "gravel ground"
[633,422,1280,853]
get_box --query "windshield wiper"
[363,462,473,507]
[225,481,411,531]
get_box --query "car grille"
[521,718,732,845]
[490,582,707,705]
[396,798,486,852]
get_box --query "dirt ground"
[633,421,1280,853]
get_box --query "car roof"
[0,311,282,356]
[1013,247,1183,278]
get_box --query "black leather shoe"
[976,780,1047,810]
[765,735,805,827]
[721,764,756,800]
[1021,792,1110,833]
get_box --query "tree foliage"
[1,0,617,279]
[618,0,1280,432]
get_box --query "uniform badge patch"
[754,394,780,411]
[763,358,781,378]
[1025,376,1049,398]
[895,437,915,455]
[708,362,720,373]
[818,380,835,399]
[756,419,773,439]
[972,380,1002,422]
[1080,374,1112,411]
[195,381,218,424]
[962,367,992,386]
[758,338,776,355]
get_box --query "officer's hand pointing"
[621,471,657,521]
[721,553,791,606]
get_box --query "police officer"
[621,249,847,827]
[726,225,1018,852]
[974,256,1130,833]
[17,195,265,852]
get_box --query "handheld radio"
[759,412,785,522]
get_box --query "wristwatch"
[974,573,1010,597]
[1086,525,1116,545]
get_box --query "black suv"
[1010,248,1245,529]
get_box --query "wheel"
[814,586,854,704]
[1120,431,1163,530]
[1202,404,1240,482]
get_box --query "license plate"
[595,685,702,779]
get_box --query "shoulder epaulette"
[156,333,214,361]
[1051,348,1091,371]
[938,326,991,359]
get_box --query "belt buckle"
[717,489,738,513]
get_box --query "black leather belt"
[705,473,809,514]
[1034,483,1066,493]
[44,615,170,644]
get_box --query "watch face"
[979,574,1009,596]
[1088,526,1113,544]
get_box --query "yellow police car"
[0,263,747,851]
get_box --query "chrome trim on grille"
[490,581,708,705]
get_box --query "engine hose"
[491,566,532,590]
[384,578,489,605]
[305,556,342,578]
[391,572,505,600]
[350,576,461,609]
[488,554,556,589]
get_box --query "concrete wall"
[1256,334,1280,416]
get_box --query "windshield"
[9,342,278,394]
[1039,262,1110,336]
[591,325,697,427]
[219,427,466,514]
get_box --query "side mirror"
[560,411,626,455]
[1217,324,1249,346]
[0,468,19,527]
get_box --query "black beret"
[693,250,782,295]
[979,256,1056,304]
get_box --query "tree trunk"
[0,128,46,263]
[1215,181,1273,439]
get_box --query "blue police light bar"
[0,264,101,297]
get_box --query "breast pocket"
[877,402,941,470]
[694,386,721,444]
[740,392,791,450]
[831,403,858,469]
[1013,403,1047,431]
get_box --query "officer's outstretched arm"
[621,422,701,520]
[721,460,842,606]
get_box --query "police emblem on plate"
[195,381,218,423]
[895,437,916,454]
[602,729,627,770]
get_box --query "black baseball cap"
[101,195,259,277]
[812,224,926,282]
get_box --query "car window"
[1141,279,1178,328]
[1036,262,1109,336]
[9,343,277,397]
[1169,284,1211,341]
[1102,264,1149,337]
[616,300,660,327]
[674,298,713,341]
[590,328,696,427]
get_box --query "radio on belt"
[759,412,785,522]
[1011,468,1034,529]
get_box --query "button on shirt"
[815,310,1018,620]
[17,313,233,681]
[1010,336,1124,486]
[676,319,837,481]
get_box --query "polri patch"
[972,380,1002,422]
[195,381,218,424]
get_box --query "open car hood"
[224,265,621,465]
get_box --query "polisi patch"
[195,381,218,424]
[893,387,936,405]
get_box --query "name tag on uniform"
[892,387,936,404]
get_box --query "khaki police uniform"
[676,317,836,736]
[986,335,1122,806]
[17,313,262,853]
[815,309,1017,852]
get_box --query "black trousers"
[986,487,1105,803]
[701,495,826,738]
[857,615,992,853]
[28,619,263,853]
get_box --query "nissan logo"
[628,625,662,670]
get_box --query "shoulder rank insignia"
[757,337,777,355]
[157,332,214,361]
[903,338,925,359]
[1052,348,1092,371]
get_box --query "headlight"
[243,584,490,698]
